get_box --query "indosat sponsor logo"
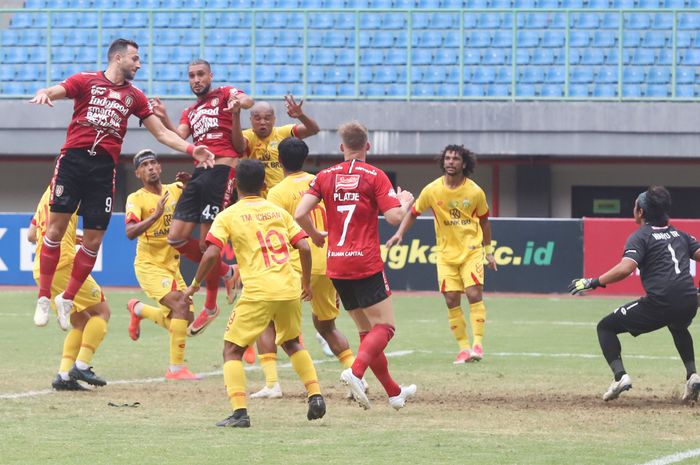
[380,240,555,269]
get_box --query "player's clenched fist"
[568,277,605,295]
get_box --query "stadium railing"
[0,8,697,101]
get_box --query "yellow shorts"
[224,298,301,348]
[310,274,339,321]
[34,267,103,314]
[437,248,485,293]
[135,264,187,303]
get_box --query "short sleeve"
[623,231,645,265]
[132,88,154,120]
[179,109,190,128]
[684,231,700,257]
[475,188,489,219]
[278,124,295,139]
[206,213,230,249]
[284,210,307,246]
[412,185,432,217]
[374,170,401,213]
[124,194,141,224]
[266,186,286,211]
[306,173,324,199]
[59,73,85,99]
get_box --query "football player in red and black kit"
[295,121,418,411]
[29,39,215,364]
[150,59,253,336]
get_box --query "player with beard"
[151,59,253,337]
[29,40,215,369]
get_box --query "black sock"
[233,408,248,418]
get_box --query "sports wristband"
[591,277,606,289]
[186,144,195,155]
[484,244,495,255]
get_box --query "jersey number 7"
[336,204,356,247]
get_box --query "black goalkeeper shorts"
[173,165,234,224]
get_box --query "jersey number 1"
[667,244,681,274]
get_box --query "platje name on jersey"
[334,192,360,202]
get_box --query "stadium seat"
[540,85,563,97]
[601,13,620,30]
[652,13,673,31]
[516,49,531,65]
[569,48,584,65]
[217,48,242,64]
[592,31,617,48]
[662,0,685,5]
[3,82,26,95]
[75,48,98,64]
[571,13,599,29]
[490,0,512,7]
[307,67,325,83]
[468,31,491,48]
[277,67,302,83]
[517,31,540,48]
[569,31,591,48]
[464,50,481,65]
[0,65,16,82]
[677,67,696,84]
[437,85,459,97]
[486,84,510,97]
[411,49,433,65]
[222,65,251,83]
[538,0,562,6]
[596,67,618,84]
[446,0,467,6]
[642,31,668,48]
[255,67,276,83]
[374,67,399,83]
[568,85,589,97]
[477,13,501,29]
[491,31,512,49]
[385,49,407,65]
[545,67,565,84]
[681,49,700,65]
[101,12,124,28]
[382,14,406,30]
[593,85,617,98]
[570,67,594,83]
[386,84,408,97]
[155,30,181,46]
[679,14,700,31]
[362,49,386,65]
[645,84,671,96]
[362,85,386,98]
[369,32,396,48]
[482,49,509,65]
[581,49,605,66]
[612,0,635,6]
[325,67,352,83]
[542,31,564,49]
[335,49,355,66]
[625,13,652,30]
[463,85,484,97]
[495,67,513,84]
[646,67,671,84]
[521,13,548,30]
[257,83,294,96]
[632,49,656,65]
[623,31,642,48]
[531,49,556,65]
[622,84,643,97]
[434,49,458,65]
[394,0,417,7]
[155,67,181,82]
[311,84,337,97]
[470,67,496,84]
[262,48,289,65]
[520,67,545,84]
[51,48,75,64]
[415,32,442,48]
[623,67,646,84]
[515,84,536,97]
[308,12,334,29]
[675,85,696,98]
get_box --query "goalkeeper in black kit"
[569,186,700,402]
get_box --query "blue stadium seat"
[430,13,456,29]
[487,84,510,97]
[17,65,45,81]
[676,85,696,98]
[217,48,242,64]
[632,49,656,65]
[612,0,635,6]
[123,12,147,28]
[308,12,334,29]
[151,82,169,96]
[464,50,481,65]
[652,13,673,31]
[287,49,304,65]
[601,13,620,30]
[312,84,337,97]
[10,13,33,29]
[462,13,478,29]
[415,31,443,48]
[468,31,491,48]
[278,0,301,6]
[532,49,555,65]
[545,67,565,83]
[52,47,75,64]
[373,32,400,48]
[445,0,466,6]
[222,65,251,83]
[27,47,47,64]
[255,67,276,83]
[677,67,696,84]
[542,31,564,48]
[411,49,433,65]
[362,49,385,65]
[581,49,605,65]
[490,0,512,7]
[417,0,441,5]
[491,31,512,48]
[517,31,540,48]
[256,84,289,96]
[374,67,399,83]
[571,13,599,29]
[495,67,513,84]
[206,30,231,46]
[468,67,494,84]
[326,67,352,83]
[382,14,406,30]
[625,13,652,30]
[278,31,303,47]
[394,0,417,7]
[570,67,594,83]
[155,30,181,46]
[681,49,700,65]
[385,49,407,65]
[92,0,115,6]
[642,31,668,48]
[538,0,563,6]
[360,67,374,84]
[638,0,661,5]
[678,14,700,31]
[361,14,382,30]
[593,85,617,98]
[336,49,355,66]
[3,82,27,95]
[540,85,563,97]
[75,48,98,64]
[592,31,617,48]
[623,31,642,47]
[256,31,277,47]
[255,13,288,29]
[596,67,618,83]
[434,49,458,65]
[662,0,685,5]
[169,47,197,64]
[155,67,181,81]
[516,49,531,65]
[278,67,301,83]
[102,13,124,28]
[646,67,671,84]
[264,49,289,65]
[482,49,509,65]
[676,31,694,49]
[521,13,548,30]
[516,84,536,97]
[385,84,407,97]
[50,64,75,81]
[410,67,423,84]
[477,13,501,29]
[362,85,386,98]
[569,31,590,48]
[622,85,643,97]
[0,65,16,81]
[52,13,78,28]
[520,67,545,84]
[568,48,584,65]
[623,67,646,83]
[307,67,325,83]
[568,85,589,97]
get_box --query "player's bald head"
[250,101,276,138]
[250,101,275,116]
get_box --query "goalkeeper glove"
[568,277,605,295]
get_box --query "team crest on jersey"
[91,287,100,298]
[161,278,171,288]
[463,199,471,208]
[54,185,64,197]
[335,174,360,191]
[109,90,121,100]
[270,141,279,149]
[124,95,133,107]
[90,85,106,96]
[210,97,220,107]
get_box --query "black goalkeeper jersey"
[622,224,700,303]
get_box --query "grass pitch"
[1,289,699,465]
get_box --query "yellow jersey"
[412,176,489,265]
[267,171,327,276]
[125,183,182,272]
[242,124,297,195]
[206,196,307,301]
[32,187,78,276]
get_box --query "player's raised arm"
[569,258,636,295]
[150,97,190,139]
[125,191,169,240]
[29,84,67,107]
[383,187,414,226]
[227,97,247,155]
[142,115,215,168]
[294,193,327,248]
[285,94,319,139]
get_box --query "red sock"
[38,237,61,298]
[174,239,203,263]
[351,324,395,379]
[203,263,228,309]
[218,261,229,277]
[63,246,98,300]
[357,330,400,397]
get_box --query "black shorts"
[331,271,392,311]
[173,165,234,224]
[50,148,116,230]
[611,295,698,337]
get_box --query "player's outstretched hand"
[396,186,414,207]
[154,190,170,218]
[385,233,403,248]
[149,97,167,120]
[568,277,604,295]
[192,146,215,168]
[29,91,53,107]
[226,97,241,115]
[175,171,191,185]
[310,230,328,248]
[284,94,305,119]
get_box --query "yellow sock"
[223,360,247,411]
[448,306,470,350]
[289,350,321,397]
[141,304,169,329]
[259,353,278,388]
[470,301,487,347]
[59,329,83,373]
[76,316,107,365]
[337,348,355,369]
[169,319,188,366]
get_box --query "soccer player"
[569,186,700,402]
[386,145,497,364]
[295,121,417,411]
[124,149,200,380]
[185,159,326,428]
[232,95,319,197]
[30,39,215,329]
[151,59,253,336]
[251,137,358,399]
[29,187,110,389]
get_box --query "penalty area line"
[638,448,700,465]
[0,350,414,400]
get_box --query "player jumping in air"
[125,149,200,380]
[386,145,497,364]
[570,186,700,402]
[185,159,325,428]
[295,121,417,411]
[151,59,252,337]
[30,39,214,329]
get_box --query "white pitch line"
[0,350,414,400]
[510,320,596,327]
[638,448,700,465]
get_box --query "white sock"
[75,361,89,370]
[205,307,217,316]
[134,301,145,317]
[169,365,184,373]
[59,372,69,381]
